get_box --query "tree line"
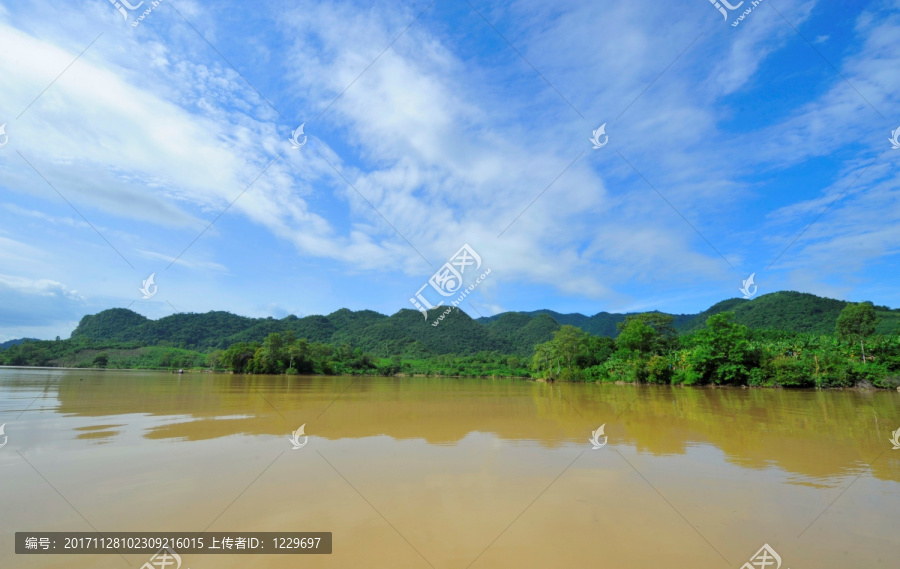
[2,302,897,388]
[531,303,899,388]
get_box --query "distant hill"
[67,291,898,357]
[478,309,694,337]
[675,291,866,334]
[480,292,899,337]
[71,306,528,356]
[0,338,38,350]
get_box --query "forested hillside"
[68,307,522,356]
[0,338,37,350]
[1,292,898,386]
[11,291,900,358]
[61,291,899,355]
[477,291,899,336]
[675,291,898,334]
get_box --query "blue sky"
[0,0,898,341]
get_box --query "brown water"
[1,368,899,569]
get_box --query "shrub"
[645,354,673,384]
[764,357,815,387]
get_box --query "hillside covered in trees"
[478,291,899,336]
[1,292,898,388]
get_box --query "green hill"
[0,338,39,350]
[64,291,899,359]
[68,306,516,356]
[482,312,560,351]
[6,290,898,376]
[478,309,694,337]
[479,292,899,337]
[70,308,151,340]
[676,292,851,334]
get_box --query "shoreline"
[1,365,897,390]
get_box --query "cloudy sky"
[0,0,898,341]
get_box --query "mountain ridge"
[40,291,897,358]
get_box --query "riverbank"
[5,365,900,390]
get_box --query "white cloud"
[0,235,47,265]
[0,271,88,334]
[1,0,898,332]
[0,273,84,300]
[136,249,228,272]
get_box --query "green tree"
[207,349,223,370]
[222,342,258,373]
[836,302,879,364]
[530,325,600,380]
[552,326,587,372]
[531,342,558,379]
[288,338,312,373]
[254,333,287,373]
[681,313,758,385]
[616,312,677,355]
[92,353,109,368]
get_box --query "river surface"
[1,368,898,569]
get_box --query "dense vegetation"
[0,338,37,350]
[1,293,898,388]
[530,306,900,388]
[482,291,899,336]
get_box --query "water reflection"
[2,368,900,569]
[2,369,897,484]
